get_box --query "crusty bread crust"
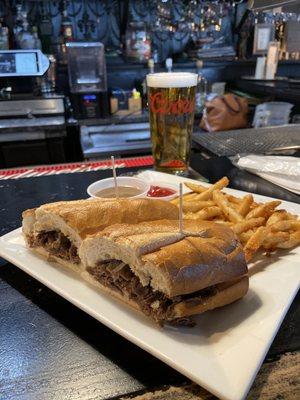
[81,271,248,323]
[22,208,36,218]
[81,219,248,298]
[33,198,179,239]
[22,208,37,237]
[141,232,247,297]
[171,276,249,318]
[22,198,179,272]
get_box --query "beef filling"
[87,260,217,324]
[32,231,80,264]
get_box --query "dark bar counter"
[0,155,299,400]
[233,78,300,112]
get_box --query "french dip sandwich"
[22,198,178,272]
[80,219,248,325]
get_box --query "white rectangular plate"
[1,171,299,400]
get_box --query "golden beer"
[147,72,197,174]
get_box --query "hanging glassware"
[125,21,151,63]
[38,2,53,54]
[59,2,74,65]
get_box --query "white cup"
[87,176,150,200]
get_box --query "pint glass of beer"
[147,72,198,174]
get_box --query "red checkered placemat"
[0,156,154,180]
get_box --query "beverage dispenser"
[66,42,109,119]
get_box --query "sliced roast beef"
[31,231,80,264]
[87,261,217,324]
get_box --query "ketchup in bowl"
[147,185,176,198]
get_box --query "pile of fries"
[171,177,300,262]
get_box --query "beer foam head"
[147,72,197,88]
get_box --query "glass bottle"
[152,47,159,63]
[195,60,207,115]
[60,8,74,64]
[39,12,53,54]
[60,9,74,42]
[125,22,151,63]
[165,57,172,72]
[18,20,35,49]
[14,4,24,41]
[142,58,154,109]
[0,27,9,50]
[0,16,9,50]
[32,26,42,50]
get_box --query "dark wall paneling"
[2,0,241,61]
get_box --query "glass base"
[154,166,188,176]
[154,166,208,182]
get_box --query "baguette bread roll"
[23,198,178,242]
[22,198,179,271]
[80,219,247,296]
[81,219,248,324]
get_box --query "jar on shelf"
[0,27,9,50]
[125,22,151,63]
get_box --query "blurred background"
[0,0,300,168]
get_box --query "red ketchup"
[147,185,176,198]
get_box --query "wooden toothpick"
[179,183,183,234]
[111,156,119,198]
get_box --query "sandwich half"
[80,219,248,325]
[22,198,178,272]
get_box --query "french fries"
[263,231,290,250]
[184,182,207,194]
[194,206,223,220]
[270,220,300,232]
[186,177,229,201]
[246,201,281,220]
[176,176,300,262]
[171,192,199,205]
[182,200,215,213]
[239,230,255,243]
[232,217,265,235]
[213,190,243,223]
[238,194,253,217]
[244,227,266,262]
[226,194,242,205]
[266,210,289,226]
[213,219,233,225]
[277,231,300,249]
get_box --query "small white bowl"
[87,176,150,200]
[146,181,179,201]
